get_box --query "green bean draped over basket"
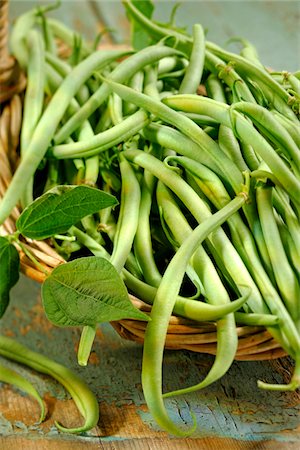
[0,0,299,437]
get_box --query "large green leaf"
[0,236,20,318]
[16,185,118,240]
[42,256,149,326]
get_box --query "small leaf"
[42,256,149,326]
[16,185,118,240]
[0,236,20,318]
[130,0,154,50]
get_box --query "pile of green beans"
[1,0,299,436]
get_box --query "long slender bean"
[51,109,150,159]
[256,184,300,323]
[178,24,205,94]
[0,336,99,433]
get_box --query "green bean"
[134,170,162,287]
[277,217,300,279]
[124,70,144,115]
[0,363,46,423]
[53,45,182,145]
[0,49,127,225]
[226,37,264,68]
[45,52,90,105]
[38,7,57,54]
[20,29,46,207]
[234,312,279,327]
[178,24,205,94]
[218,124,249,172]
[110,155,141,273]
[142,192,247,436]
[144,65,160,100]
[270,110,300,147]
[239,141,261,170]
[256,184,300,323]
[108,92,123,126]
[163,95,300,206]
[0,336,99,433]
[51,109,150,159]
[205,73,227,103]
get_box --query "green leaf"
[130,0,154,50]
[42,256,149,326]
[0,236,20,318]
[16,185,118,240]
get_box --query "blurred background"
[8,0,300,72]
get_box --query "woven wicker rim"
[0,0,286,361]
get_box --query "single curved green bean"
[20,29,46,208]
[0,336,99,433]
[205,73,227,103]
[178,24,205,94]
[134,169,162,287]
[0,49,127,224]
[218,124,249,172]
[142,192,247,436]
[124,70,145,115]
[51,109,150,159]
[110,154,141,273]
[0,363,46,423]
[256,184,300,323]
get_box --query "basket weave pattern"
[0,0,286,361]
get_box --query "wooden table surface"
[0,276,299,450]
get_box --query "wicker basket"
[0,0,287,361]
